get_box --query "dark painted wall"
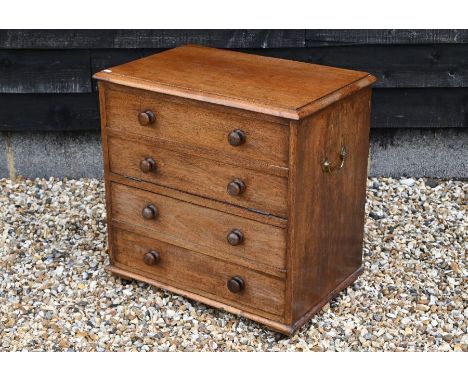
[0,29,467,132]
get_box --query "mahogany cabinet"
[94,45,376,334]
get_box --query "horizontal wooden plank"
[0,43,466,94]
[0,29,468,49]
[1,45,465,94]
[2,30,466,49]
[306,29,468,46]
[243,45,468,88]
[0,50,92,93]
[0,93,99,131]
[0,30,305,49]
[0,89,466,132]
[372,88,468,128]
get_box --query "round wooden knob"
[227,179,246,196]
[138,110,156,126]
[139,158,157,173]
[142,204,158,220]
[143,250,160,266]
[227,229,244,246]
[227,276,245,293]
[228,129,246,146]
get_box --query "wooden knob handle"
[227,179,246,196]
[139,158,157,173]
[138,110,156,126]
[228,129,246,146]
[227,276,245,293]
[227,229,244,246]
[143,250,160,266]
[142,204,158,220]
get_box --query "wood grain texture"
[0,93,99,131]
[108,134,288,217]
[3,30,466,49]
[104,83,290,171]
[109,172,287,229]
[286,87,372,323]
[306,29,468,46]
[0,30,305,49]
[288,266,363,332]
[98,83,114,264]
[111,183,287,272]
[372,88,468,128]
[1,41,464,95]
[94,45,373,119]
[107,265,291,331]
[0,50,92,93]
[112,226,286,317]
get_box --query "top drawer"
[103,83,289,171]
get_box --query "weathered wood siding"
[0,29,466,131]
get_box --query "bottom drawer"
[112,226,285,317]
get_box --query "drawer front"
[108,135,288,218]
[104,83,289,169]
[111,182,286,270]
[112,227,285,316]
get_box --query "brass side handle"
[322,145,348,174]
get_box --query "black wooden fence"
[0,29,467,132]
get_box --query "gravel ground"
[0,177,466,351]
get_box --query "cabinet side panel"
[98,82,114,264]
[290,87,372,322]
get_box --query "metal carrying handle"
[322,145,348,174]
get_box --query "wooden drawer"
[108,134,288,218]
[104,83,289,170]
[111,182,286,271]
[112,227,285,316]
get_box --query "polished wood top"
[94,45,376,119]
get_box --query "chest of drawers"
[94,45,376,335]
